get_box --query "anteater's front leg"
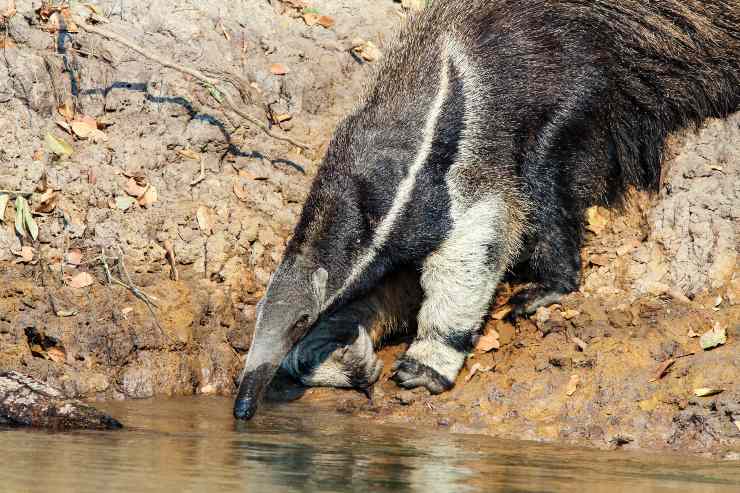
[392,200,512,394]
[282,270,422,390]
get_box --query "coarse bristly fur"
[235,0,739,419]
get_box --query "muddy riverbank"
[0,1,737,455]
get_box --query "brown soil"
[0,1,737,456]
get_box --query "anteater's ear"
[311,266,329,306]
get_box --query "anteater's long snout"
[233,362,277,420]
[233,258,327,420]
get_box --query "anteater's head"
[233,125,403,419]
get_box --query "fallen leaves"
[491,306,512,320]
[302,12,335,28]
[351,39,381,62]
[12,245,34,264]
[464,362,493,383]
[566,374,580,396]
[44,133,73,158]
[196,206,214,235]
[14,196,38,240]
[699,324,727,350]
[68,272,95,289]
[66,248,82,266]
[177,149,200,160]
[585,206,608,235]
[270,63,289,75]
[693,388,723,397]
[0,193,9,222]
[474,325,500,353]
[114,195,136,211]
[34,188,58,214]
[123,176,158,208]
[71,116,107,142]
[561,309,580,320]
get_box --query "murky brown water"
[1,397,739,492]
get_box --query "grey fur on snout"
[233,258,328,420]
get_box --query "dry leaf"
[115,195,136,211]
[734,421,740,433]
[44,133,73,157]
[561,309,580,320]
[0,36,15,48]
[13,246,34,263]
[566,374,580,396]
[585,206,608,235]
[70,115,98,138]
[233,180,249,202]
[124,177,147,198]
[32,148,44,161]
[317,15,335,28]
[475,328,500,353]
[55,309,78,317]
[137,185,158,208]
[589,254,609,266]
[699,324,727,350]
[572,336,588,351]
[712,296,723,310]
[177,149,200,160]
[66,248,82,266]
[649,358,675,382]
[302,12,319,25]
[687,328,699,338]
[196,206,213,235]
[88,128,108,143]
[69,272,95,288]
[464,362,493,383]
[693,388,723,397]
[491,306,512,320]
[46,346,66,363]
[0,193,9,222]
[351,39,381,62]
[34,189,58,213]
[58,101,74,121]
[270,63,289,75]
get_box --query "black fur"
[236,0,740,415]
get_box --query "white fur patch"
[323,48,452,310]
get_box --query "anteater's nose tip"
[233,397,257,420]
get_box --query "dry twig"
[70,16,310,150]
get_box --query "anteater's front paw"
[391,356,453,395]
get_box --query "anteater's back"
[366,0,740,205]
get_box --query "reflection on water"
[1,397,739,493]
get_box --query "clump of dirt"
[0,1,737,456]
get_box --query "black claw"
[391,356,453,394]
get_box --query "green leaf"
[23,202,39,241]
[206,83,224,104]
[700,326,727,350]
[14,196,25,238]
[302,6,320,14]
[44,133,73,157]
[0,193,9,222]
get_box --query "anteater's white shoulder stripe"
[324,46,451,309]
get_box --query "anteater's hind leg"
[392,200,514,394]
[281,270,422,390]
[509,214,582,316]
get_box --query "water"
[1,397,738,493]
